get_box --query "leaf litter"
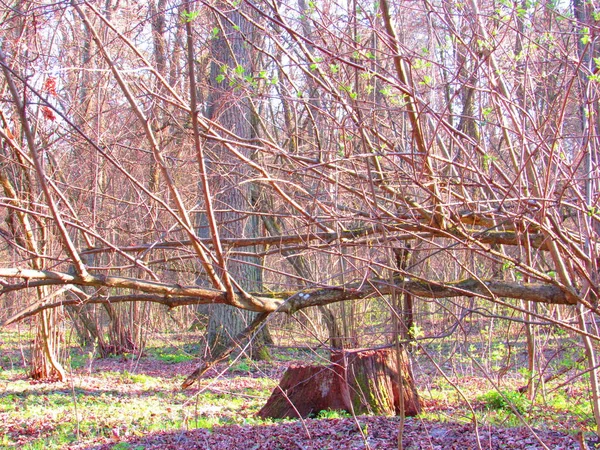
[72,416,583,449]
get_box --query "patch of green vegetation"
[0,329,34,344]
[479,389,530,414]
[254,345,272,362]
[182,342,202,354]
[242,415,295,426]
[315,409,351,419]
[543,389,593,424]
[112,443,132,450]
[228,359,251,373]
[146,346,195,364]
[0,330,32,372]
[191,416,226,430]
[118,371,162,386]
[0,353,19,369]
[0,331,278,448]
[1,375,192,448]
[109,443,146,450]
[276,351,303,362]
[143,417,185,431]
[271,346,325,363]
[197,391,246,410]
[0,434,11,447]
[422,385,460,405]
[479,408,524,428]
[18,421,81,449]
[67,351,90,370]
[0,368,27,382]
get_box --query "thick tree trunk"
[204,3,270,360]
[67,304,110,357]
[208,306,259,356]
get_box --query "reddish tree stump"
[332,347,421,416]
[257,364,351,419]
[258,348,420,419]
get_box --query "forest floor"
[0,330,596,449]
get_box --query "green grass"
[0,334,277,449]
[0,384,245,448]
[145,346,196,364]
[66,350,98,370]
[273,347,325,362]
[315,409,352,419]
[228,359,251,373]
[478,390,530,414]
[417,374,595,433]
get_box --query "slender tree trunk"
[394,246,414,341]
[573,0,600,434]
[31,296,66,381]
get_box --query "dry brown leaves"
[72,416,582,450]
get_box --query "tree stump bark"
[259,347,420,419]
[257,364,352,419]
[332,347,421,416]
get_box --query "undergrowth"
[0,330,596,448]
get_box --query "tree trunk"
[104,302,138,355]
[207,305,265,358]
[573,0,600,435]
[30,307,66,381]
[394,246,414,341]
[66,304,110,357]
[204,3,269,360]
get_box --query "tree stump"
[258,347,420,419]
[332,347,421,416]
[257,364,352,419]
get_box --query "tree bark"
[203,2,270,360]
[259,348,420,419]
[332,348,421,417]
[30,307,66,381]
[257,364,352,419]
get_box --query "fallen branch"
[77,225,555,257]
[181,312,270,389]
[1,266,578,327]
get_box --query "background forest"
[1,0,600,448]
